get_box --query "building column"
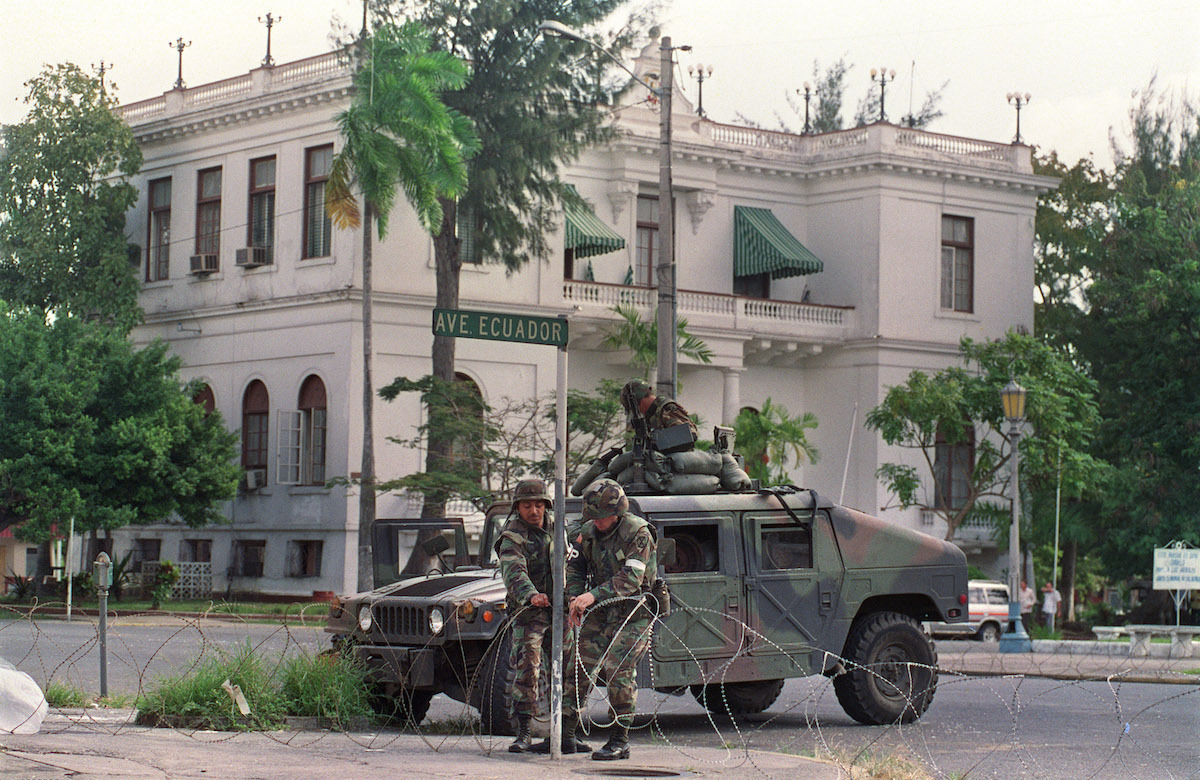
[721,367,745,426]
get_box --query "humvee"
[325,486,968,729]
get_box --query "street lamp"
[798,82,816,135]
[870,67,895,123]
[540,21,688,400]
[1007,92,1031,145]
[688,64,713,118]
[998,378,1032,653]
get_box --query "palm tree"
[327,21,478,592]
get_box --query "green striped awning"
[734,205,823,279]
[564,199,626,259]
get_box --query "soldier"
[620,378,697,445]
[559,478,658,761]
[496,478,588,753]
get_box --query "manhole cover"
[577,769,684,778]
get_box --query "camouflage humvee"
[325,487,969,730]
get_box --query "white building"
[66,42,1052,598]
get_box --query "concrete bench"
[1092,626,1127,641]
[1125,624,1200,658]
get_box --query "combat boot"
[591,723,630,761]
[530,718,590,754]
[508,715,533,753]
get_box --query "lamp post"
[688,64,712,118]
[539,21,688,400]
[798,82,815,134]
[998,379,1032,653]
[1007,92,1031,144]
[870,67,895,123]
[170,37,191,90]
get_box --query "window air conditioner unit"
[244,469,266,490]
[189,253,219,275]
[235,246,269,268]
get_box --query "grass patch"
[136,642,375,732]
[278,650,374,729]
[43,681,89,708]
[136,640,288,731]
[818,746,935,780]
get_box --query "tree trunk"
[1062,538,1078,622]
[357,206,376,593]
[423,197,462,521]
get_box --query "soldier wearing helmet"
[553,478,658,761]
[495,478,589,754]
[620,378,697,446]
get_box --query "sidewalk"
[936,639,1200,684]
[1,709,845,780]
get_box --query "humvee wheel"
[691,679,784,716]
[833,611,937,725]
[370,683,434,727]
[470,630,515,736]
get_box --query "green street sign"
[432,308,568,347]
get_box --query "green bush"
[150,560,180,609]
[136,640,288,730]
[43,680,89,708]
[279,648,374,728]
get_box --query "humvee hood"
[833,507,966,569]
[362,571,507,602]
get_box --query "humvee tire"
[690,679,785,716]
[370,682,434,727]
[470,629,515,735]
[833,611,937,725]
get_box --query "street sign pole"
[550,315,567,760]
[431,307,570,758]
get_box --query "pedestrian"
[552,478,658,761]
[495,478,588,754]
[1041,581,1061,630]
[619,379,697,448]
[1019,579,1036,631]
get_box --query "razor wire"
[1,596,1197,779]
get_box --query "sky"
[2,1,1197,169]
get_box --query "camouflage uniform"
[563,479,657,759]
[620,378,697,442]
[496,503,554,719]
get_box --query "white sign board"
[1153,547,1200,590]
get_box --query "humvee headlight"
[429,606,445,635]
[357,605,373,632]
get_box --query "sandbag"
[668,450,723,476]
[0,658,47,735]
[647,471,721,495]
[607,450,635,477]
[571,459,608,496]
[719,453,753,491]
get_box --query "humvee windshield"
[480,503,586,568]
[372,518,471,588]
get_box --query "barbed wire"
[1,597,1197,778]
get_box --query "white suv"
[925,580,1010,642]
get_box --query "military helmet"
[582,478,629,520]
[512,478,552,506]
[620,378,654,412]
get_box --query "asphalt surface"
[1,615,1197,779]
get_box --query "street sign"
[1153,546,1200,590]
[432,307,568,347]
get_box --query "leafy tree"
[1032,152,1113,352]
[771,59,945,134]
[326,21,478,591]
[733,399,818,486]
[0,310,240,552]
[601,304,714,385]
[0,64,143,332]
[370,0,651,517]
[865,332,1107,542]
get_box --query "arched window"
[193,384,216,415]
[278,375,329,486]
[242,380,269,482]
[447,373,484,482]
